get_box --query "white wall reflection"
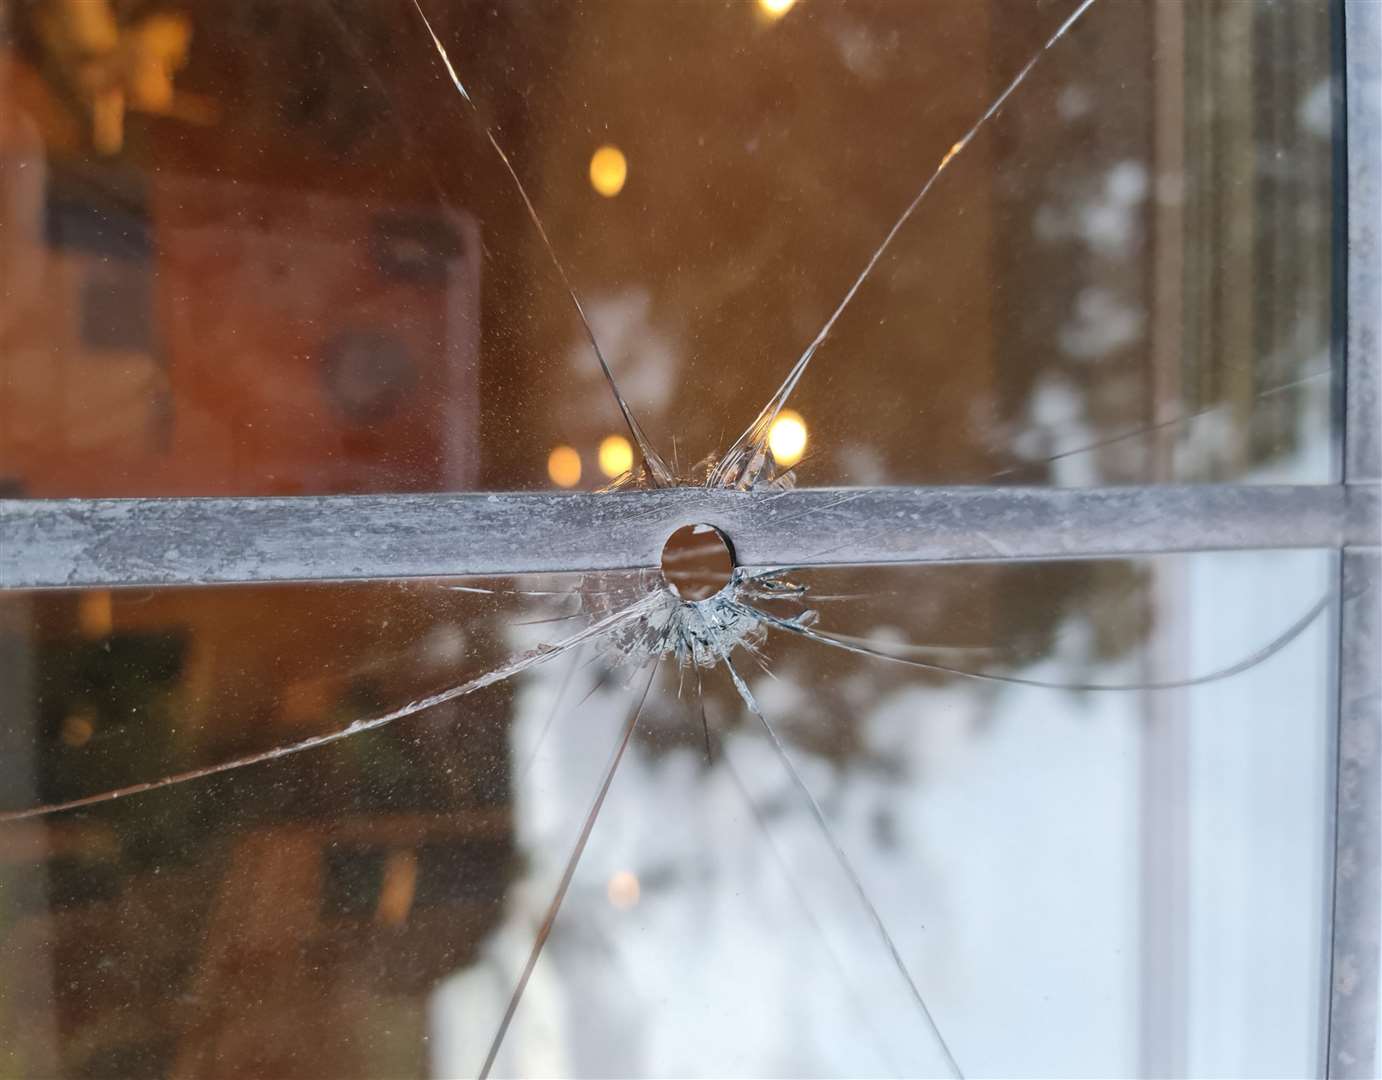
[431,549,1332,1078]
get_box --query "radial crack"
[734,592,1329,693]
[478,662,658,1080]
[408,0,673,486]
[709,0,1101,490]
[0,592,661,824]
[705,696,905,1078]
[719,663,964,1078]
[705,610,964,1080]
[514,643,586,785]
[992,368,1332,482]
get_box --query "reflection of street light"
[599,435,634,478]
[607,870,640,909]
[375,850,418,927]
[589,145,628,197]
[758,0,798,19]
[547,445,582,487]
[62,709,96,748]
[78,590,113,637]
[768,409,808,467]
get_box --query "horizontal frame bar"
[3,484,1377,589]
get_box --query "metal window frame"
[1327,3,1382,1077]
[0,1,1377,1075]
[0,484,1375,589]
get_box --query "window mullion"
[1,484,1372,590]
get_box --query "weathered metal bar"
[1327,4,1382,1075]
[2,484,1374,590]
[1329,549,1382,1079]
[1344,0,1380,490]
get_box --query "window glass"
[0,549,1334,1076]
[0,0,1339,497]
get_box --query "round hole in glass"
[660,524,735,601]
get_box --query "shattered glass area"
[0,1,1346,1078]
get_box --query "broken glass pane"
[0,2,1348,1076]
[0,547,1335,1076]
[0,0,1339,497]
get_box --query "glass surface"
[0,0,1339,497]
[0,549,1335,1077]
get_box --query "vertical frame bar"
[1342,5,1381,490]
[1332,550,1382,1077]
[1328,2,1382,1075]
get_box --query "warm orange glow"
[375,850,419,926]
[598,434,634,478]
[547,445,582,488]
[62,709,96,749]
[607,870,640,909]
[758,0,798,18]
[78,590,113,638]
[767,409,808,467]
[589,145,628,197]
